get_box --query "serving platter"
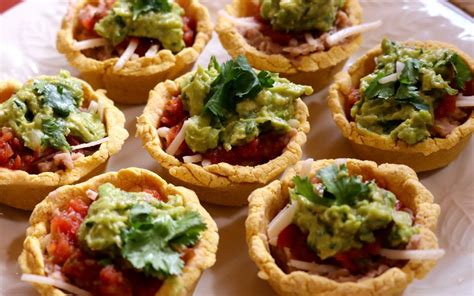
[0,0,473,295]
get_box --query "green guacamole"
[94,0,185,52]
[178,56,313,153]
[290,163,417,259]
[351,39,472,145]
[0,71,106,152]
[78,183,206,278]
[260,0,345,32]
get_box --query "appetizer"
[136,55,312,206]
[216,0,380,91]
[328,39,474,172]
[247,159,443,295]
[0,71,128,210]
[57,0,213,104]
[19,168,218,296]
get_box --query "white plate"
[0,0,473,295]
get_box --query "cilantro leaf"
[132,0,172,20]
[203,55,275,120]
[316,164,369,206]
[34,81,77,117]
[450,53,472,90]
[395,85,429,111]
[41,118,70,151]
[399,59,420,85]
[292,176,332,207]
[121,204,206,279]
[364,72,395,100]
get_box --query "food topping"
[45,183,206,295]
[351,39,472,144]
[0,71,107,173]
[267,162,442,281]
[158,56,313,165]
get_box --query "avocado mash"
[178,56,313,153]
[290,163,417,259]
[0,71,106,152]
[78,183,206,278]
[94,0,185,52]
[351,39,472,145]
[260,0,345,32]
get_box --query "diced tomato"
[334,251,358,272]
[346,87,360,117]
[180,248,196,263]
[99,265,133,296]
[143,188,167,202]
[62,250,102,290]
[463,78,473,96]
[277,224,318,262]
[435,95,457,119]
[259,24,294,46]
[68,198,89,218]
[277,224,299,249]
[182,16,195,47]
[334,241,381,272]
[160,96,187,128]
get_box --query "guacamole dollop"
[260,0,345,32]
[351,39,472,145]
[178,56,313,153]
[94,0,185,52]
[78,183,206,278]
[0,71,106,152]
[290,163,417,259]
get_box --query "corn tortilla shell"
[57,0,213,104]
[246,159,441,296]
[18,167,219,296]
[0,77,128,210]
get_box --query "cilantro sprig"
[121,202,207,279]
[132,0,172,20]
[292,163,370,207]
[450,53,472,90]
[203,56,275,120]
[33,81,78,117]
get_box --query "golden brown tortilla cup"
[215,0,362,92]
[328,41,474,172]
[18,167,219,296]
[246,159,441,296]
[0,78,128,210]
[136,72,310,206]
[57,0,213,105]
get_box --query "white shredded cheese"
[97,100,105,121]
[114,38,139,71]
[87,100,98,114]
[86,189,98,201]
[267,202,298,246]
[183,154,203,163]
[72,38,108,51]
[53,153,74,170]
[201,159,212,167]
[456,99,474,108]
[304,33,318,46]
[379,73,398,84]
[396,61,405,73]
[327,20,383,46]
[71,137,109,151]
[218,10,261,29]
[21,274,92,296]
[145,45,159,57]
[299,158,314,178]
[29,129,43,150]
[157,127,170,138]
[166,120,189,156]
[288,119,300,128]
[288,260,339,274]
[380,248,445,260]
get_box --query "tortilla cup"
[328,40,474,172]
[0,78,128,210]
[215,0,362,92]
[246,158,441,296]
[18,167,218,296]
[136,73,310,206]
[57,0,213,105]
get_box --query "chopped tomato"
[346,87,360,117]
[99,265,133,296]
[435,95,456,119]
[259,23,294,46]
[463,78,473,96]
[68,198,89,218]
[182,16,195,47]
[180,248,196,263]
[165,122,192,156]
[143,188,167,202]
[277,224,318,262]
[277,224,299,249]
[334,241,381,273]
[160,96,187,128]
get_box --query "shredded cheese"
[114,38,139,71]
[201,159,212,167]
[157,127,170,138]
[380,248,445,260]
[145,45,159,57]
[300,158,314,178]
[218,10,261,29]
[183,154,203,163]
[327,20,383,46]
[72,38,108,51]
[71,137,109,151]
[21,274,92,296]
[288,260,339,274]
[86,189,98,201]
[267,202,298,246]
[166,120,189,156]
